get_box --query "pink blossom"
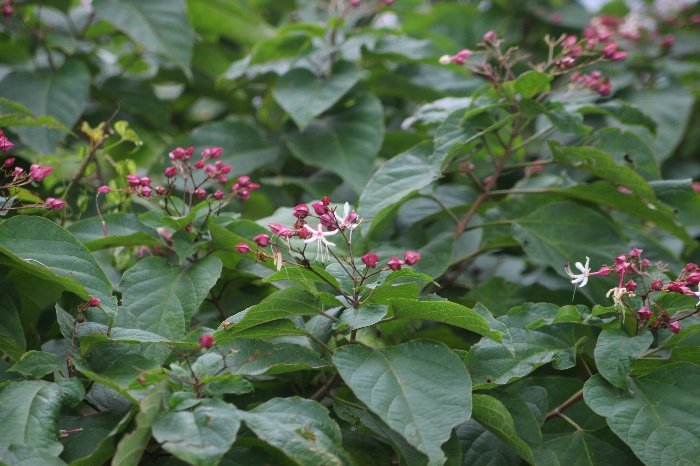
[254,234,271,247]
[199,334,215,349]
[164,166,177,178]
[29,164,53,182]
[361,252,379,268]
[3,157,14,168]
[293,204,310,219]
[213,190,224,200]
[45,197,65,210]
[97,185,111,194]
[126,173,141,187]
[669,321,681,334]
[637,306,653,320]
[140,186,152,197]
[236,242,251,253]
[387,257,403,271]
[88,297,101,307]
[403,251,421,265]
[269,223,295,238]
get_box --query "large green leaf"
[456,420,521,466]
[0,216,117,318]
[0,381,63,456]
[274,61,362,129]
[0,291,24,361]
[594,329,653,389]
[545,431,640,466]
[8,351,62,378]
[334,340,472,465]
[471,395,535,465]
[93,0,193,76]
[391,298,501,341]
[68,213,161,251]
[241,397,345,466]
[584,363,700,465]
[286,93,384,193]
[119,256,221,356]
[152,399,240,466]
[187,0,273,45]
[0,60,89,153]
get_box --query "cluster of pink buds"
[0,129,13,153]
[2,0,13,17]
[570,70,612,96]
[551,32,626,75]
[126,173,154,198]
[439,49,471,65]
[565,248,698,334]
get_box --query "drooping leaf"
[584,363,700,465]
[8,350,63,378]
[0,60,90,153]
[286,93,384,193]
[152,399,241,466]
[68,214,161,251]
[273,61,362,129]
[456,419,521,466]
[594,329,653,389]
[241,397,345,466]
[93,0,194,76]
[334,340,472,465]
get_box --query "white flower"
[334,202,358,230]
[565,256,591,288]
[302,224,338,262]
[694,285,700,305]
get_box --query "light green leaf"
[391,298,502,341]
[187,0,273,45]
[93,0,193,76]
[594,329,653,389]
[153,399,240,466]
[241,397,344,466]
[0,381,63,455]
[584,363,700,465]
[68,213,161,251]
[0,60,89,153]
[334,340,472,465]
[263,265,340,289]
[274,61,362,129]
[0,97,65,130]
[9,351,63,378]
[337,304,388,331]
[513,71,551,98]
[287,93,384,193]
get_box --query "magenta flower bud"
[213,189,224,200]
[562,35,577,48]
[140,186,152,197]
[184,147,194,160]
[88,297,101,307]
[321,196,331,206]
[97,185,111,194]
[269,223,295,238]
[210,147,223,158]
[194,187,206,199]
[319,212,337,231]
[350,0,360,6]
[686,272,700,286]
[253,234,271,247]
[45,197,65,210]
[361,252,379,268]
[311,202,326,215]
[628,247,643,258]
[667,281,687,294]
[483,30,498,43]
[661,34,675,48]
[126,173,141,187]
[669,321,681,334]
[164,166,177,178]
[236,189,250,200]
[29,164,53,182]
[2,5,13,17]
[2,157,14,168]
[199,334,215,349]
[293,204,310,219]
[403,251,421,265]
[0,135,13,153]
[217,174,228,184]
[236,242,251,253]
[220,164,232,174]
[237,176,250,187]
[387,257,403,271]
[169,147,186,160]
[13,167,24,178]
[624,280,637,292]
[139,176,152,187]
[611,51,627,61]
[247,182,260,191]
[297,227,313,239]
[637,306,653,321]
[452,49,471,64]
[195,160,204,169]
[651,279,664,291]
[155,185,167,195]
[596,79,612,96]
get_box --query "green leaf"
[263,265,340,289]
[578,100,657,133]
[119,256,221,354]
[358,142,438,230]
[471,394,535,464]
[153,399,241,466]
[0,291,25,361]
[456,420,520,466]
[214,288,320,343]
[187,0,273,45]
[592,128,659,181]
[241,397,345,466]
[75,323,197,355]
[273,61,362,129]
[0,445,67,466]
[545,431,640,466]
[0,216,117,319]
[0,97,65,130]
[334,340,472,465]
[0,60,90,153]
[0,381,63,455]
[550,142,656,202]
[8,350,63,378]
[68,213,161,251]
[112,382,167,466]
[391,298,502,341]
[513,71,551,98]
[594,329,653,389]
[337,304,388,331]
[584,363,700,465]
[93,0,193,76]
[286,93,384,193]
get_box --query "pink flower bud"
[350,0,361,6]
[139,176,151,187]
[387,256,403,271]
[483,30,498,43]
[596,79,612,96]
[562,35,577,48]
[637,306,653,320]
[669,321,681,334]
[693,182,700,194]
[293,204,310,219]
[236,189,250,200]
[321,196,331,206]
[164,166,177,178]
[169,147,186,160]
[297,227,313,239]
[2,5,13,17]
[195,160,204,169]
[220,164,232,174]
[237,176,250,187]
[97,185,111,194]
[269,223,295,238]
[661,34,675,48]
[194,188,206,199]
[0,134,13,153]
[3,157,14,167]
[45,197,65,210]
[13,167,24,178]
[311,202,326,215]
[651,279,664,291]
[684,263,698,273]
[213,189,224,200]
[452,49,471,64]
[686,272,700,286]
[126,173,141,187]
[628,247,643,258]
[88,297,101,307]
[140,186,152,197]
[199,334,215,349]
[155,185,167,195]
[29,164,53,182]
[202,147,223,159]
[236,242,251,253]
[253,234,271,247]
[403,250,421,265]
[319,212,337,230]
[361,252,379,268]
[624,280,637,292]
